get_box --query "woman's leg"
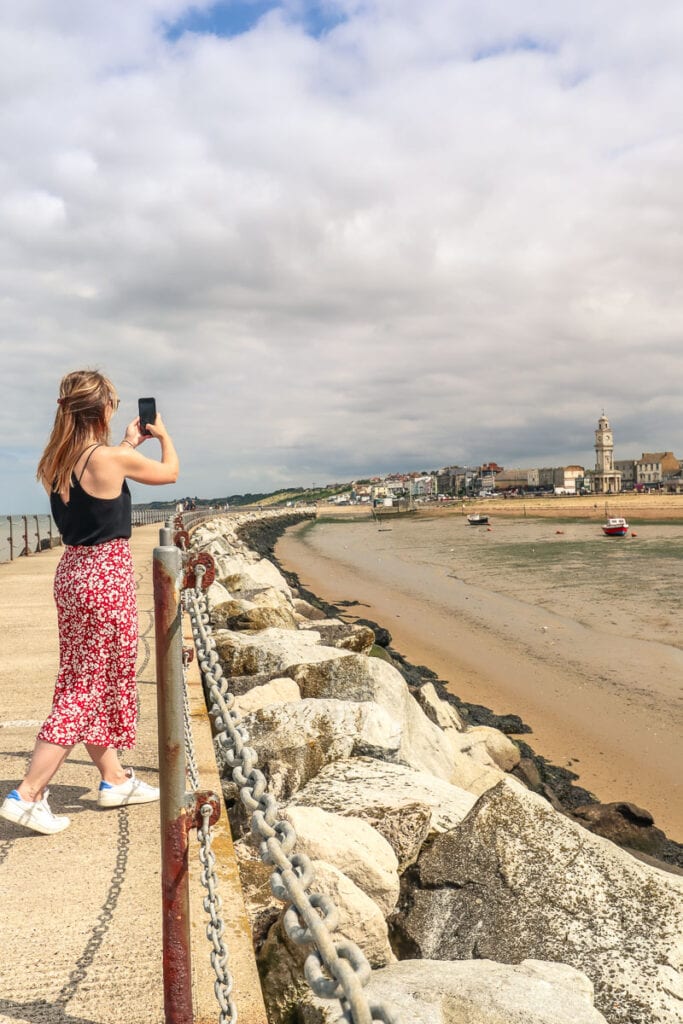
[17,739,73,802]
[85,744,128,785]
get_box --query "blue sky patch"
[473,36,555,62]
[164,1,345,41]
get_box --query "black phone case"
[139,397,156,435]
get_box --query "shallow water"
[395,516,683,648]
[278,513,683,840]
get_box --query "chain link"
[198,804,238,1024]
[182,648,201,792]
[180,586,237,1023]
[186,585,401,1024]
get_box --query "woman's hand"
[144,412,169,441]
[121,413,169,447]
[121,418,146,448]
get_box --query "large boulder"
[216,555,291,595]
[413,682,465,732]
[236,605,301,631]
[572,801,668,858]
[394,779,683,1024]
[305,958,608,1024]
[211,598,257,629]
[234,677,301,714]
[281,805,400,915]
[242,586,296,609]
[214,627,350,676]
[444,728,511,795]
[297,621,376,653]
[213,671,278,697]
[204,580,233,611]
[468,724,521,771]
[193,534,235,557]
[287,656,456,783]
[211,586,300,630]
[287,757,478,869]
[239,700,402,800]
[292,598,328,621]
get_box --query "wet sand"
[277,515,683,842]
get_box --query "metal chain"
[182,650,201,792]
[198,803,238,1024]
[186,584,401,1024]
[180,589,237,1022]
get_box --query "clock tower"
[593,414,622,494]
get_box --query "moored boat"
[467,513,489,526]
[602,517,629,537]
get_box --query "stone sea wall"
[189,510,683,1024]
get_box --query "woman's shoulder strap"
[76,443,103,483]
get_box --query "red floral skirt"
[38,538,138,750]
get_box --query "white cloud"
[1,1,682,510]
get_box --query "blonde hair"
[37,370,118,494]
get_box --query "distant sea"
[0,514,58,564]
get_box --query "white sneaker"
[98,769,159,808]
[0,789,70,835]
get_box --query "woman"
[0,370,179,835]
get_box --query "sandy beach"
[277,512,683,842]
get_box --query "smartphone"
[138,397,157,437]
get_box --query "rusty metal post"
[153,528,194,1024]
[22,516,30,557]
[35,515,41,553]
[8,517,14,561]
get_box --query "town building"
[479,462,503,491]
[638,452,680,486]
[614,460,636,490]
[592,414,622,494]
[494,468,539,491]
[614,452,680,490]
[553,465,585,494]
[538,467,556,490]
[636,457,662,487]
[410,474,437,497]
[436,466,468,496]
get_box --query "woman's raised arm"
[117,413,179,485]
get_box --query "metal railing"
[0,507,173,561]
[154,512,400,1024]
[1,514,62,563]
[132,508,177,527]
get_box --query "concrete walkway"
[0,526,265,1024]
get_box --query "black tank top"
[50,444,132,546]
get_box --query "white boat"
[602,517,629,537]
[467,513,489,526]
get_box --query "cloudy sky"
[1,1,682,511]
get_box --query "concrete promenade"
[0,525,266,1024]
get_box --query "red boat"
[602,517,629,537]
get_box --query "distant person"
[0,370,179,835]
[176,500,184,513]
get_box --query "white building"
[411,475,437,497]
[553,465,584,494]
